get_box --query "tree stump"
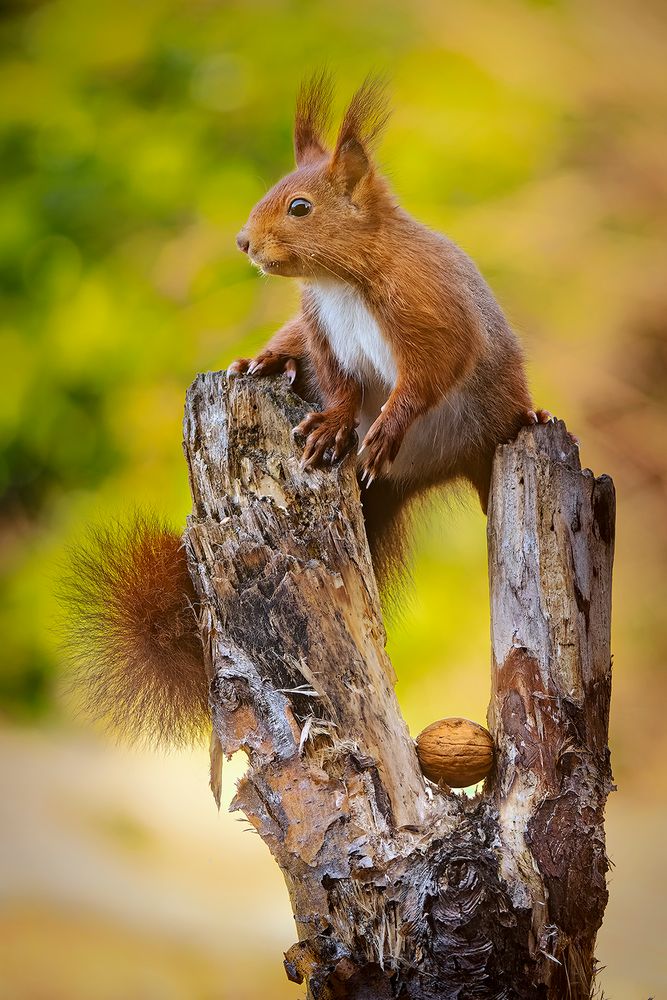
[183,371,615,1000]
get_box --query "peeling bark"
[183,373,615,1000]
[487,424,615,995]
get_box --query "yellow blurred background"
[1,0,666,997]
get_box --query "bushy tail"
[62,489,415,746]
[62,512,209,747]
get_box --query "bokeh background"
[1,0,666,997]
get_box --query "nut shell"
[415,717,494,787]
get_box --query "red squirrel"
[230,74,546,576]
[66,75,549,746]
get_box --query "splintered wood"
[183,373,615,1000]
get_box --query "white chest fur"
[310,281,397,388]
[309,280,468,486]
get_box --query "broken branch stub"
[487,421,615,994]
[183,374,615,1000]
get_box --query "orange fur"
[294,70,334,165]
[63,513,208,747]
[65,78,543,750]
[234,75,535,557]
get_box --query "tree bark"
[183,371,615,1000]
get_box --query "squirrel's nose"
[236,233,250,254]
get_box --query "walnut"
[416,717,494,788]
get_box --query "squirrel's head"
[236,74,394,282]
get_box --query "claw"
[284,359,297,384]
[300,447,315,470]
[227,360,245,376]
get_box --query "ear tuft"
[294,70,334,166]
[331,75,391,191]
[336,74,391,151]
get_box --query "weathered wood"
[487,422,615,995]
[183,373,615,1000]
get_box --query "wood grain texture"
[487,421,615,995]
[183,374,615,999]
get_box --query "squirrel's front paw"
[357,414,402,486]
[524,408,554,426]
[227,352,298,384]
[523,408,579,446]
[294,410,358,469]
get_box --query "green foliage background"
[0,0,666,995]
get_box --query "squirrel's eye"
[288,198,312,217]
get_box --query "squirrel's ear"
[329,137,371,193]
[294,72,333,167]
[330,76,390,192]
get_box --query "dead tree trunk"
[183,372,615,1000]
